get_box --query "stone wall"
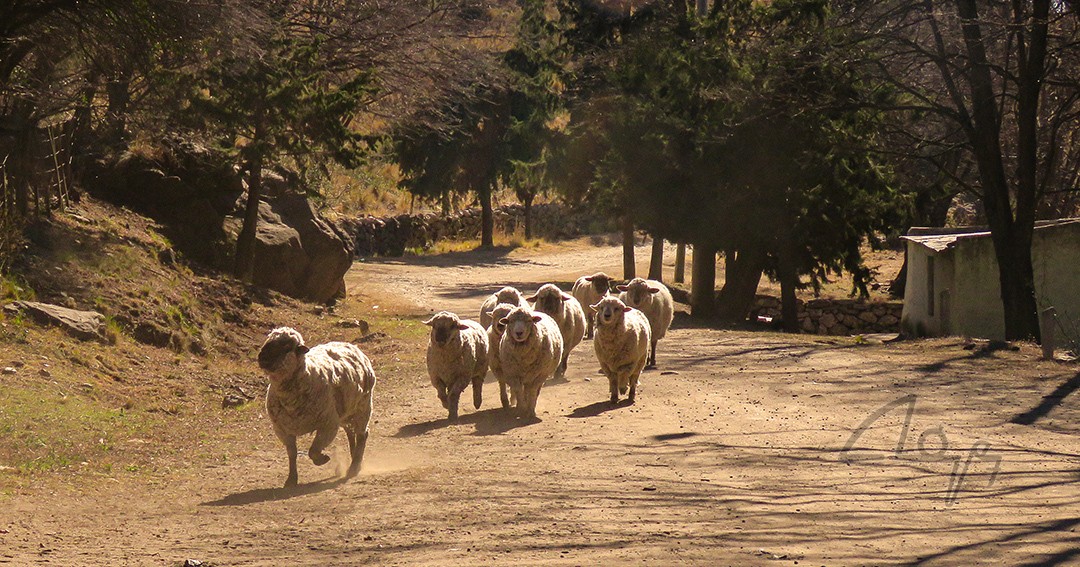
[750,295,902,335]
[340,203,609,257]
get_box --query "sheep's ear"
[589,302,601,312]
[623,306,632,313]
[584,276,594,281]
[525,294,537,302]
[531,315,542,322]
[295,344,310,355]
[422,316,435,326]
[561,292,573,301]
[498,317,509,327]
[457,323,469,330]
[616,285,628,291]
[647,287,660,294]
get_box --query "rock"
[225,193,352,304]
[818,313,837,328]
[879,314,899,327]
[3,301,108,342]
[2,367,15,375]
[858,311,878,323]
[336,319,370,334]
[222,394,247,409]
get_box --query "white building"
[900,219,1080,339]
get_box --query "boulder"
[4,301,108,342]
[226,193,352,304]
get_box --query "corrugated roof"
[901,218,1080,253]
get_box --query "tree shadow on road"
[201,476,347,507]
[1010,371,1080,426]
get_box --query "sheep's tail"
[472,375,483,409]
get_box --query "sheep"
[486,303,518,408]
[479,286,531,328]
[259,327,377,488]
[617,277,674,368]
[572,272,616,338]
[527,283,586,380]
[424,311,489,421]
[591,296,651,404]
[498,307,564,419]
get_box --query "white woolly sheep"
[527,283,586,380]
[617,277,674,368]
[259,327,377,488]
[479,286,531,328]
[591,296,651,404]
[424,311,489,421]
[572,272,616,338]
[486,302,518,408]
[498,307,564,419]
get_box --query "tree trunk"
[621,216,635,280]
[776,249,800,333]
[235,118,266,282]
[104,72,131,148]
[479,185,494,247]
[523,192,534,240]
[954,0,1043,341]
[889,254,907,299]
[648,236,664,282]
[716,247,765,322]
[690,242,715,318]
[674,243,686,283]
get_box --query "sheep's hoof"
[310,452,330,466]
[284,475,298,488]
[610,395,619,405]
[619,386,628,395]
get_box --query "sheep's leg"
[608,374,619,405]
[647,340,657,368]
[556,354,569,380]
[447,391,460,421]
[308,426,337,466]
[471,374,484,409]
[279,433,299,488]
[498,379,510,409]
[436,383,449,409]
[521,380,543,419]
[629,371,640,403]
[347,396,373,478]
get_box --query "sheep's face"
[259,327,309,376]
[528,284,571,317]
[489,303,516,336]
[617,278,660,307]
[593,297,631,327]
[585,273,614,295]
[424,311,468,347]
[502,308,541,344]
[494,286,525,307]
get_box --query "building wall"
[901,243,953,337]
[905,222,1080,340]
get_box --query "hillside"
[0,197,409,490]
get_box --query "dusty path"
[3,240,1080,566]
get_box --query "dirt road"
[3,240,1080,566]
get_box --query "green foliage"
[558,0,909,296]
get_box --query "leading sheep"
[498,307,563,419]
[259,327,377,488]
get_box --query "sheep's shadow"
[395,407,539,438]
[567,399,634,418]
[201,476,347,506]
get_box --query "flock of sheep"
[255,273,675,487]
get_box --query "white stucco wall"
[904,222,1080,340]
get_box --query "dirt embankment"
[2,228,1079,566]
